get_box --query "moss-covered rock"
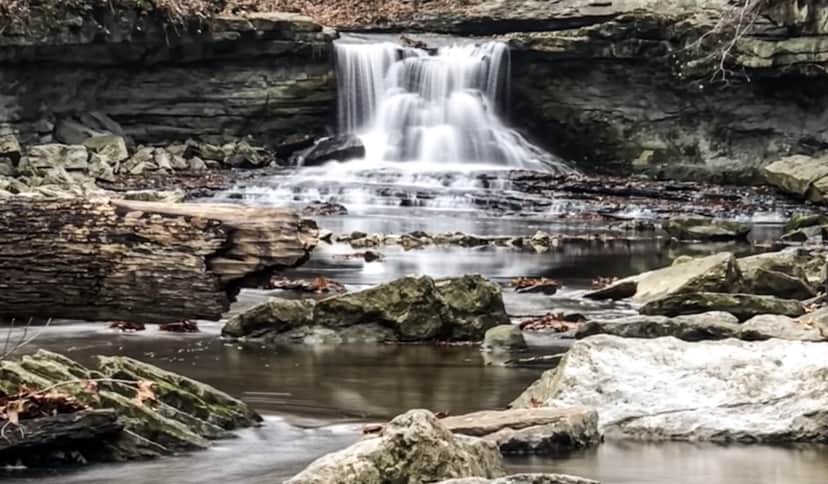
[640,292,806,321]
[483,325,528,351]
[0,350,260,467]
[222,298,316,338]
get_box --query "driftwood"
[0,198,318,323]
[0,409,121,453]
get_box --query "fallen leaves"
[591,276,618,289]
[159,320,200,333]
[511,277,560,295]
[0,387,88,425]
[519,313,583,332]
[133,380,156,407]
[268,276,347,294]
[110,321,146,332]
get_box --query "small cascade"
[335,36,569,171]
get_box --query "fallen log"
[0,198,318,323]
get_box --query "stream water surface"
[5,34,827,484]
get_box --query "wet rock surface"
[512,335,828,443]
[0,350,260,467]
[224,274,509,342]
[640,292,806,321]
[440,407,601,455]
[287,409,505,484]
[663,216,751,241]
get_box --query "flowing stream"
[7,35,827,484]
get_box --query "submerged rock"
[0,350,260,467]
[483,325,528,351]
[663,216,750,241]
[440,408,601,455]
[287,409,504,484]
[640,292,806,321]
[512,335,828,443]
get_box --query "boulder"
[0,134,22,163]
[83,135,129,165]
[640,292,806,321]
[440,408,601,455]
[736,249,817,299]
[436,275,509,339]
[784,213,828,233]
[0,350,260,467]
[763,154,828,198]
[483,325,528,351]
[222,298,316,338]
[663,216,750,241]
[312,275,508,341]
[512,335,828,443]
[437,475,599,484]
[808,175,828,203]
[286,409,504,484]
[54,118,105,145]
[576,313,741,342]
[781,225,825,243]
[296,134,366,166]
[24,144,89,172]
[587,252,740,303]
[87,153,116,182]
[740,314,826,341]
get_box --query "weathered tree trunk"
[0,198,317,323]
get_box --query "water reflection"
[506,441,828,484]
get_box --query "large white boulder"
[513,335,828,442]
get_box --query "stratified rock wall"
[0,11,336,146]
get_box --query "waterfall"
[334,36,568,171]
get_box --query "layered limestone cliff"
[0,8,336,146]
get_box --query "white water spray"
[335,36,568,171]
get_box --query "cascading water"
[211,35,572,216]
[335,36,568,171]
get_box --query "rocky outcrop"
[286,409,505,484]
[440,408,601,455]
[0,350,260,467]
[640,292,806,321]
[0,10,335,147]
[223,275,509,342]
[512,335,828,443]
[662,216,750,241]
